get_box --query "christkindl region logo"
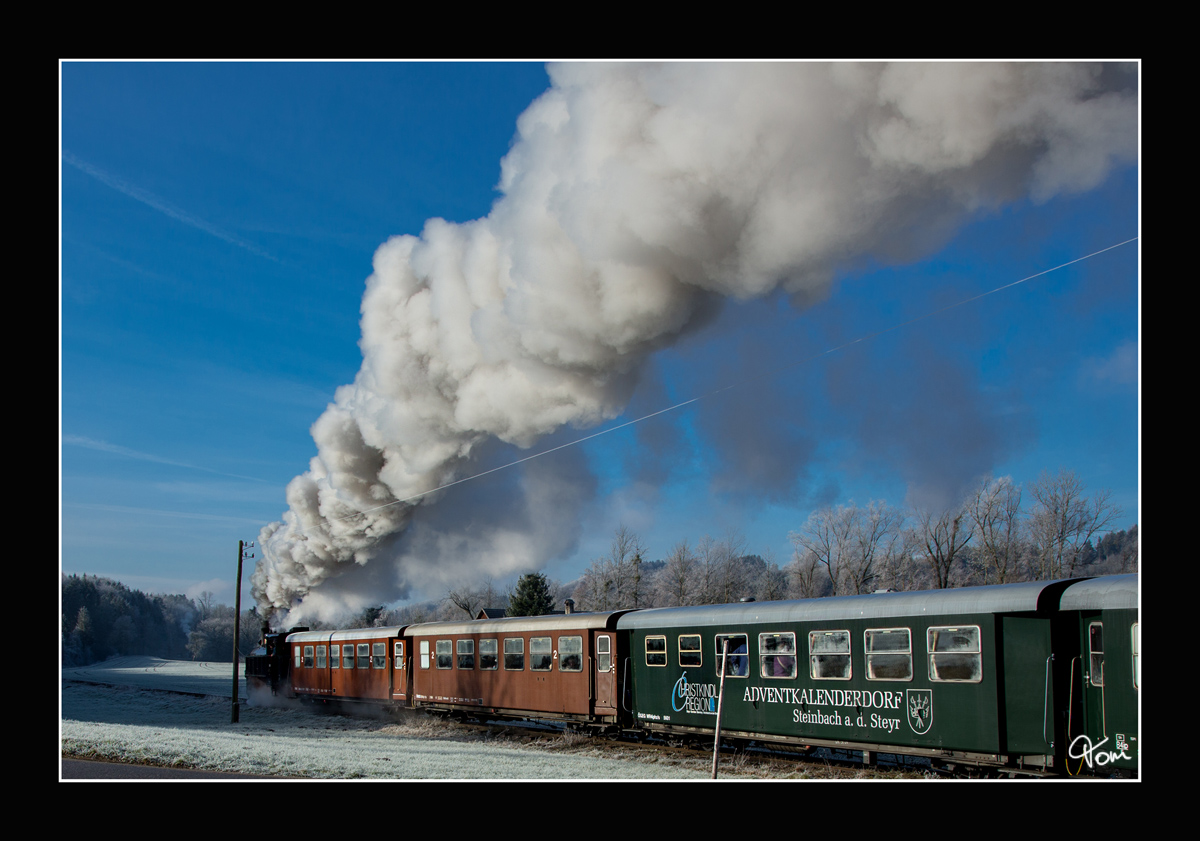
[671,672,718,715]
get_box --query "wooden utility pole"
[711,637,730,779]
[232,540,252,723]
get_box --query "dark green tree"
[357,605,385,627]
[61,574,193,665]
[508,572,555,617]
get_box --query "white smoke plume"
[254,62,1136,624]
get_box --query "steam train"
[245,574,1138,775]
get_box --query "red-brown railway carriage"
[286,626,410,705]
[406,611,631,729]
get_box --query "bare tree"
[477,576,509,613]
[694,535,721,604]
[789,505,858,596]
[710,531,749,604]
[915,504,972,589]
[571,565,602,611]
[656,540,697,607]
[196,591,216,620]
[607,525,647,608]
[968,476,1026,585]
[874,522,919,592]
[1028,469,1122,579]
[575,525,647,610]
[787,545,825,599]
[444,587,483,619]
[392,603,431,624]
[845,501,906,595]
[1119,527,1139,574]
[756,547,789,602]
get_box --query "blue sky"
[60,62,1139,612]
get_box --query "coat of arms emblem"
[906,689,933,734]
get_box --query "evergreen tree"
[61,574,216,665]
[357,605,385,627]
[508,573,555,617]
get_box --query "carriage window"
[597,635,611,672]
[294,646,301,668]
[419,640,429,670]
[504,638,524,670]
[457,639,475,670]
[394,641,405,670]
[1089,622,1104,687]
[331,644,340,669]
[809,631,851,680]
[646,635,667,666]
[760,632,796,679]
[531,637,553,671]
[679,634,702,667]
[559,636,583,672]
[436,639,453,669]
[303,645,314,668]
[316,645,327,669]
[373,642,387,669]
[715,634,749,677]
[480,638,498,670]
[928,626,982,682]
[357,643,370,670]
[865,628,912,681]
[1131,623,1138,690]
[343,644,354,670]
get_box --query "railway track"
[67,678,1096,778]
[421,712,956,778]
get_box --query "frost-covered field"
[61,658,718,779]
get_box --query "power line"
[325,236,1138,526]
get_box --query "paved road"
[61,757,282,780]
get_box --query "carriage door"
[392,639,407,702]
[594,634,616,713]
[1083,619,1107,740]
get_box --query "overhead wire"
[324,236,1138,526]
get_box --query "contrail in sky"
[65,502,267,526]
[62,151,278,261]
[63,435,272,483]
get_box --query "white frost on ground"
[61,658,711,779]
[64,656,247,696]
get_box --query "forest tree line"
[61,574,260,667]
[61,469,1136,660]
[415,469,1137,619]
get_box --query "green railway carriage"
[1058,575,1138,774]
[243,575,1137,776]
[617,580,1081,772]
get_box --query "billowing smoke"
[254,62,1136,624]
